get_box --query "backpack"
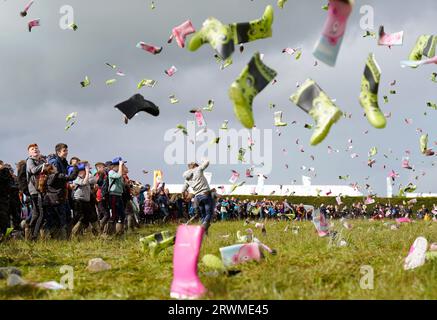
[17,157,45,195]
[26,158,48,195]
[47,154,57,166]
[17,160,29,196]
[122,182,132,204]
[100,173,116,199]
[37,172,49,194]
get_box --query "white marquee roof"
[164,184,363,197]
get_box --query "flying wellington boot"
[188,17,235,60]
[313,0,354,66]
[408,35,437,62]
[290,79,342,145]
[274,111,287,126]
[230,5,274,45]
[420,134,428,154]
[359,53,386,129]
[170,20,196,48]
[229,52,277,128]
[170,225,206,299]
[277,0,288,9]
[220,120,229,130]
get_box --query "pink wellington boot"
[396,217,412,224]
[402,159,412,169]
[313,0,354,66]
[136,41,163,55]
[170,225,206,300]
[377,26,403,47]
[169,20,196,48]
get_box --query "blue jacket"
[48,154,68,175]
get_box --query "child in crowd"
[72,162,99,238]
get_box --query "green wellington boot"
[409,35,437,62]
[230,5,274,44]
[274,111,287,126]
[290,79,342,146]
[359,53,386,129]
[71,222,83,239]
[420,134,428,154]
[229,52,277,128]
[149,236,176,257]
[277,0,288,9]
[140,230,175,257]
[188,17,235,60]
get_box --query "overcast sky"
[0,0,436,196]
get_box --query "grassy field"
[1,219,437,300]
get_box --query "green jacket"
[108,170,124,196]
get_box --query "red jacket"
[95,172,107,202]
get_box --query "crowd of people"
[1,142,437,241]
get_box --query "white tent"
[164,184,363,197]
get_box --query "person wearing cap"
[26,143,47,241]
[94,162,109,232]
[181,158,213,234]
[106,157,126,236]
[71,162,98,238]
[69,157,81,166]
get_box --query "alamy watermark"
[359,5,375,31]
[163,121,273,175]
[60,265,74,290]
[359,265,374,290]
[59,5,74,30]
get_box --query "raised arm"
[83,165,90,185]
[26,158,44,175]
[199,158,209,171]
[65,165,79,182]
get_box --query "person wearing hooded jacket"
[181,158,213,234]
[26,144,47,241]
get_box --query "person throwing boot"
[181,158,213,234]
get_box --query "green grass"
[1,220,437,300]
[225,195,437,213]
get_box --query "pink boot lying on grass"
[220,243,262,267]
[170,225,206,300]
[396,217,412,224]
